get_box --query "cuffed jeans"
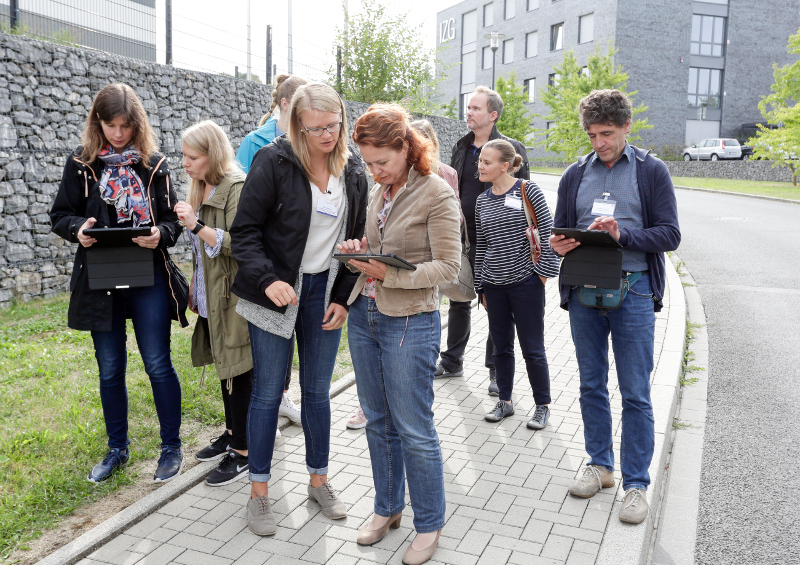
[247,272,341,482]
[483,275,550,405]
[91,266,182,450]
[349,295,446,533]
[568,273,656,491]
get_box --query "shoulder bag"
[521,181,542,265]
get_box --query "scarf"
[98,144,151,227]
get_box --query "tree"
[750,26,800,186]
[535,44,651,161]
[440,97,459,120]
[330,0,451,115]
[495,70,534,145]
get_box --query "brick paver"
[80,266,670,565]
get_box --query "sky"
[153,0,457,83]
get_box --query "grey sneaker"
[487,368,499,396]
[568,465,615,498]
[619,488,649,524]
[526,405,550,430]
[434,363,464,379]
[308,481,347,519]
[247,495,277,536]
[484,400,514,422]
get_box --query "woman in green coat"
[174,120,254,486]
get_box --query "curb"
[673,185,800,205]
[595,253,687,565]
[36,305,459,565]
[648,254,709,564]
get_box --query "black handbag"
[160,249,190,327]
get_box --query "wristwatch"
[191,220,205,235]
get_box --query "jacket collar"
[456,124,502,150]
[203,170,247,209]
[577,144,651,168]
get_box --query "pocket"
[220,300,250,348]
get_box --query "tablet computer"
[84,227,152,248]
[551,228,622,249]
[333,253,416,271]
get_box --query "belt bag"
[578,271,643,310]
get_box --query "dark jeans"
[247,272,342,482]
[483,275,551,405]
[283,334,294,391]
[440,239,495,372]
[91,266,182,450]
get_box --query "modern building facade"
[435,0,800,154]
[0,0,156,61]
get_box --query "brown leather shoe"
[402,530,441,565]
[356,512,402,546]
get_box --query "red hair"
[352,104,434,176]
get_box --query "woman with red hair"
[337,104,461,564]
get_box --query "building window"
[483,46,493,69]
[483,3,493,27]
[504,0,515,20]
[526,31,538,57]
[461,92,473,121]
[581,66,590,76]
[548,73,560,87]
[503,38,514,64]
[527,0,539,9]
[579,13,594,44]
[462,51,476,85]
[691,15,726,57]
[546,121,556,138]
[524,78,536,102]
[550,23,564,51]
[461,10,477,88]
[688,67,722,108]
[462,9,478,47]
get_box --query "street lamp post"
[483,31,506,90]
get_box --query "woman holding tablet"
[338,104,461,565]
[49,83,185,484]
[230,83,368,536]
[473,140,559,428]
[174,120,254,487]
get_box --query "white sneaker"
[275,427,281,439]
[346,407,367,430]
[279,394,301,423]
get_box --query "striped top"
[474,178,560,291]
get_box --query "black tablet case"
[86,247,154,290]
[560,247,623,288]
[333,254,416,271]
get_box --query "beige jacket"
[347,168,462,316]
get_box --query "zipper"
[161,249,181,322]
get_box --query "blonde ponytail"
[257,74,309,127]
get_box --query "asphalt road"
[531,173,800,564]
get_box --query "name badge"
[591,198,616,216]
[317,199,338,218]
[505,195,522,210]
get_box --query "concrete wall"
[0,33,469,305]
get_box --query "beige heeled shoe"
[402,530,441,565]
[356,512,402,546]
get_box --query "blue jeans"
[91,266,182,450]
[247,272,342,482]
[483,274,550,405]
[568,273,656,491]
[348,295,446,534]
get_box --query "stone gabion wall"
[0,33,469,306]
[528,157,798,184]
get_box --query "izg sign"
[439,18,456,43]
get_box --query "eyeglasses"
[300,120,342,137]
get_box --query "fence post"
[266,25,272,85]
[336,46,342,95]
[9,0,19,28]
[165,0,173,65]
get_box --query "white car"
[683,139,743,161]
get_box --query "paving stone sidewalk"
[75,275,670,565]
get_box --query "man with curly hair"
[550,90,681,525]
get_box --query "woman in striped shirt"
[474,139,560,429]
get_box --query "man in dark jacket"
[551,90,680,525]
[436,86,529,396]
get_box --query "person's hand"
[539,275,547,286]
[588,216,620,241]
[322,303,348,330]
[336,237,368,254]
[265,280,298,307]
[174,201,197,231]
[78,217,97,248]
[550,233,579,256]
[349,258,388,281]
[133,226,162,249]
[481,294,487,310]
[188,278,198,314]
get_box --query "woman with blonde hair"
[173,120,253,486]
[50,83,186,484]
[230,83,369,536]
[338,104,461,565]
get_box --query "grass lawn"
[530,166,568,174]
[670,176,800,201]
[0,284,353,561]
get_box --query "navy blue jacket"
[554,145,681,312]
